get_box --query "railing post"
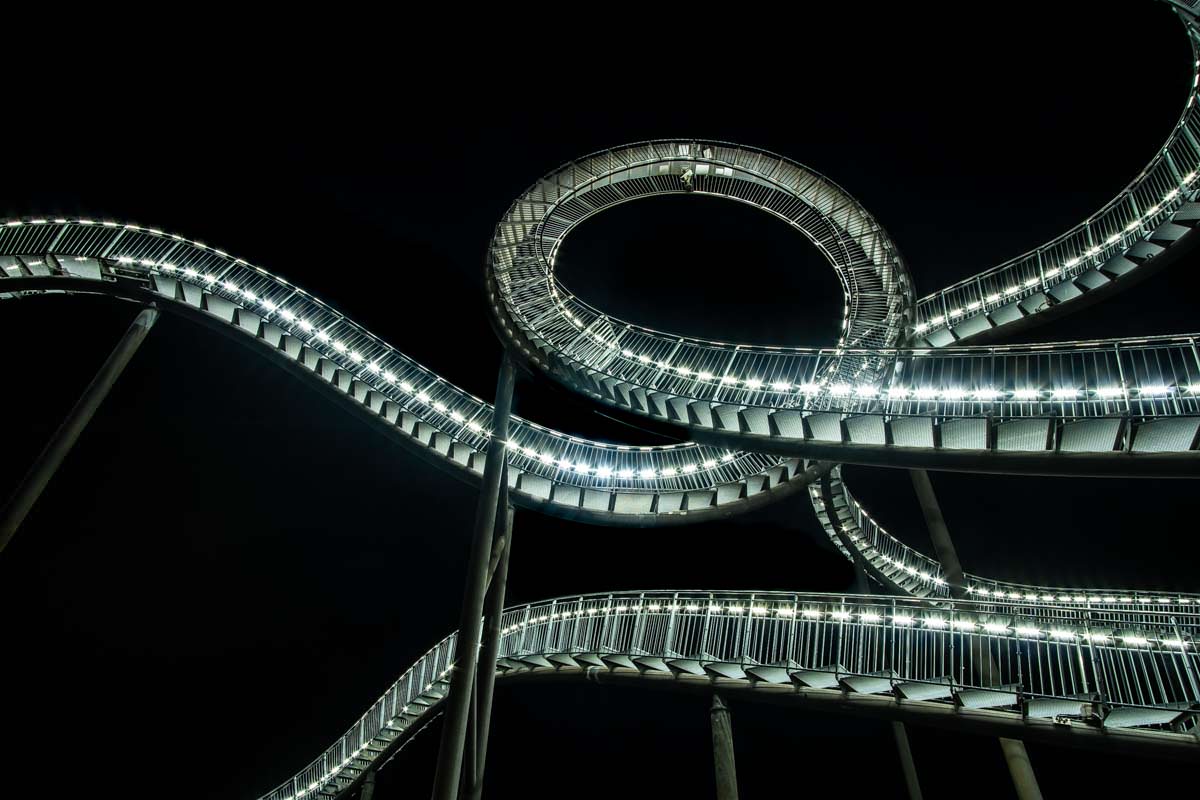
[701,594,714,658]
[664,592,679,655]
[0,305,158,556]
[1171,616,1200,700]
[431,355,516,800]
[631,592,647,654]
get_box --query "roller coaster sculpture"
[4,3,1200,798]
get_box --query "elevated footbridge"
[2,2,1200,798]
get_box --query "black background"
[2,3,1199,798]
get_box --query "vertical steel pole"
[464,674,478,792]
[710,694,739,800]
[466,466,513,800]
[891,721,924,800]
[0,306,158,556]
[431,355,515,800]
[909,469,1042,800]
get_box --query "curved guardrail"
[2,3,1199,798]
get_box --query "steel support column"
[710,694,739,800]
[360,769,376,800]
[431,355,516,800]
[909,469,1043,800]
[466,465,513,800]
[999,738,1044,800]
[849,500,921,800]
[891,721,924,800]
[0,306,159,556]
[853,553,871,595]
[909,468,965,594]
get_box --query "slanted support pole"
[0,305,159,556]
[999,738,1044,800]
[891,721,924,800]
[465,467,513,800]
[909,469,1043,800]
[710,694,739,800]
[853,553,871,595]
[360,769,376,800]
[909,468,964,594]
[431,355,516,800]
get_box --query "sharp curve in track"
[3,3,1200,797]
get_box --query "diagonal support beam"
[0,306,158,556]
[891,721,924,800]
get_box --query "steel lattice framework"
[3,2,1200,798]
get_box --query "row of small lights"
[879,550,1195,606]
[286,662,455,800]
[603,369,1197,403]
[97,256,743,484]
[914,171,1199,336]
[499,603,1192,648]
[844,498,1197,606]
[504,287,1195,403]
[502,442,737,479]
[965,586,1194,605]
[544,327,1196,404]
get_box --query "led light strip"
[142,263,748,484]
[496,600,1191,646]
[914,171,1200,336]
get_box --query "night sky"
[3,4,1199,798]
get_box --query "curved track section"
[815,465,1200,610]
[2,4,1200,799]
[0,266,817,526]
